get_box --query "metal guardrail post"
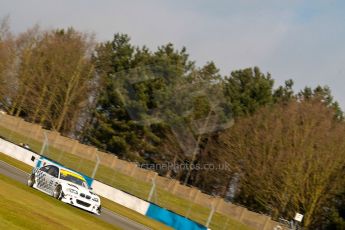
[91,153,100,179]
[148,174,157,202]
[206,203,215,227]
[40,131,48,156]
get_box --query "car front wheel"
[53,186,62,200]
[27,174,35,187]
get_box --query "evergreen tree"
[223,67,274,117]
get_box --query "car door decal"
[36,170,45,188]
[37,170,51,192]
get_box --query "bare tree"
[0,16,16,111]
[216,100,345,227]
[5,27,95,135]
[9,25,41,116]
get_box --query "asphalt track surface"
[0,160,151,230]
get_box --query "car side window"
[40,165,51,173]
[47,166,59,178]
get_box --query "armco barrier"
[0,138,39,167]
[0,138,209,230]
[91,180,150,215]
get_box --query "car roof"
[38,156,91,184]
[59,168,86,181]
[44,164,85,180]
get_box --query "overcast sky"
[1,0,345,108]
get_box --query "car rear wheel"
[53,186,62,200]
[97,205,101,215]
[27,174,35,187]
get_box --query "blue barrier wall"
[36,156,94,187]
[146,203,208,230]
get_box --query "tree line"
[0,19,344,228]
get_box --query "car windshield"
[59,169,87,188]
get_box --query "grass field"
[0,125,253,230]
[0,153,172,230]
[0,174,120,230]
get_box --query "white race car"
[27,164,101,215]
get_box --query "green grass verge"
[0,153,171,230]
[0,125,253,230]
[101,198,173,230]
[0,174,120,230]
[0,153,33,173]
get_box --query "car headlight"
[68,188,78,194]
[92,197,99,202]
